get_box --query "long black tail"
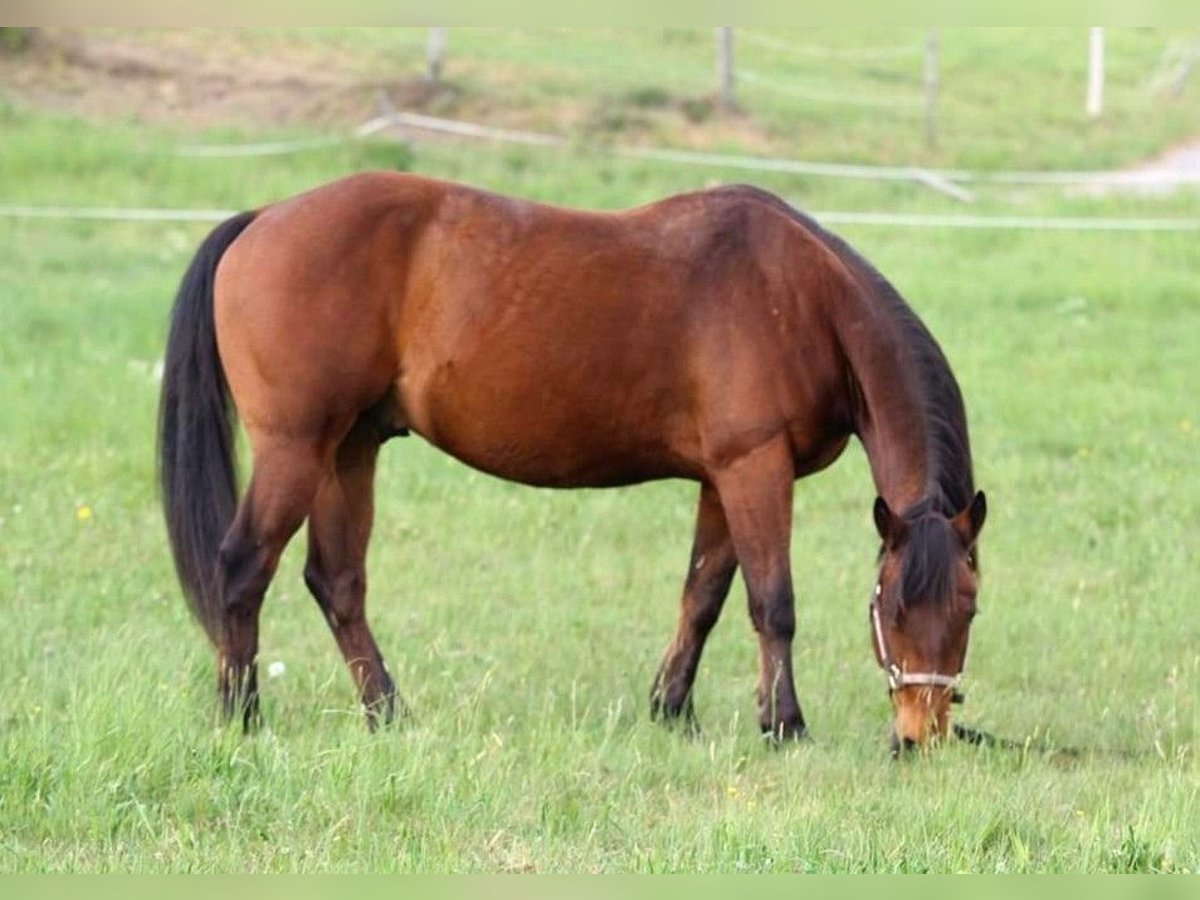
[158,211,257,646]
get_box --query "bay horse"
[158,172,986,750]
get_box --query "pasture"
[1,29,1198,872]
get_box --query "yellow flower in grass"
[76,505,92,521]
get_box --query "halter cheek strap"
[870,583,965,704]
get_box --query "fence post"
[1087,27,1104,118]
[427,27,447,85]
[717,27,736,112]
[924,29,940,149]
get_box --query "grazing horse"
[158,172,986,749]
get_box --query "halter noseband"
[870,582,965,704]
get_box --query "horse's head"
[870,490,986,755]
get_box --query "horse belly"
[398,357,697,488]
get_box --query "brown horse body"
[159,172,985,748]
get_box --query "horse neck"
[832,260,973,520]
[744,194,974,519]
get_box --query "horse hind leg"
[216,438,324,731]
[303,420,399,730]
[650,482,738,733]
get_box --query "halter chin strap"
[870,583,965,704]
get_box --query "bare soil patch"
[0,29,445,133]
[0,28,778,154]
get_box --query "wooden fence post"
[717,27,736,112]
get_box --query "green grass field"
[1,29,1198,872]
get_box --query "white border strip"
[3,204,1198,232]
[177,137,345,158]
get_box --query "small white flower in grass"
[267,661,286,679]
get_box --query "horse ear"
[873,496,906,545]
[953,490,987,544]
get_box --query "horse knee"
[749,592,795,640]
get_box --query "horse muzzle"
[889,684,956,755]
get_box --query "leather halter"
[870,582,965,704]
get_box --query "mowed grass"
[1,58,1199,871]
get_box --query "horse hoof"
[365,691,409,731]
[650,693,702,738]
[761,719,807,745]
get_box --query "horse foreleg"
[650,482,738,733]
[711,437,806,742]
